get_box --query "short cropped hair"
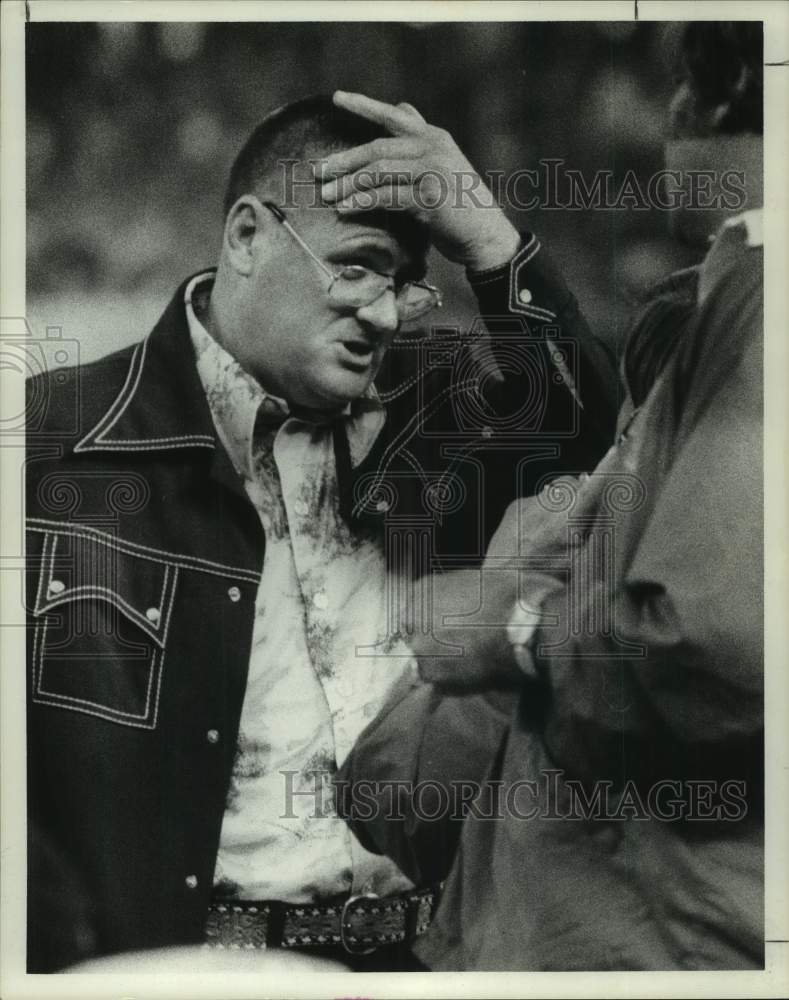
[224,95,386,215]
[223,94,431,264]
[679,22,763,135]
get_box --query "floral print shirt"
[185,273,416,902]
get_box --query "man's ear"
[223,196,264,276]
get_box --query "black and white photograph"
[1,1,787,996]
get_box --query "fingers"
[334,184,417,215]
[328,167,450,214]
[332,90,424,136]
[320,140,416,182]
[397,101,426,122]
[321,159,419,203]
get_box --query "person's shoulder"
[696,222,762,356]
[622,266,701,408]
[26,339,139,443]
[698,212,763,312]
[25,271,200,436]
[672,219,763,418]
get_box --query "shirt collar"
[720,207,763,248]
[185,272,385,477]
[698,208,763,307]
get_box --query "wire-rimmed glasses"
[262,201,442,324]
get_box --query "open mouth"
[339,340,374,369]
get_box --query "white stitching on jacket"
[397,447,431,488]
[30,559,179,728]
[35,538,171,646]
[352,377,480,516]
[75,339,146,450]
[26,519,261,582]
[34,531,53,615]
[513,303,557,322]
[73,336,214,453]
[34,639,161,727]
[378,367,431,403]
[35,587,167,648]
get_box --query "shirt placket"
[274,424,348,738]
[273,421,416,898]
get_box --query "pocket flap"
[33,530,177,648]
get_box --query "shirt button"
[48,579,66,595]
[481,426,494,440]
[206,729,220,744]
[227,586,241,602]
[185,874,198,889]
[375,499,391,513]
[312,591,329,610]
[518,287,533,305]
[293,499,308,517]
[145,607,160,623]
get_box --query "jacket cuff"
[467,232,577,325]
[467,232,583,406]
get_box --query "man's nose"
[355,289,400,334]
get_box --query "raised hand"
[319,91,521,272]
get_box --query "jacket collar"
[74,272,220,455]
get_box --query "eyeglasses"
[261,201,442,324]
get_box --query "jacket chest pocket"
[30,530,178,729]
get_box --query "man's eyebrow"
[331,235,425,282]
[331,235,397,267]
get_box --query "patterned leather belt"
[204,885,440,955]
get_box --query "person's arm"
[334,680,516,886]
[320,91,619,467]
[416,265,763,794]
[532,330,762,789]
[425,317,761,786]
[466,238,619,461]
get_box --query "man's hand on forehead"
[318,91,520,272]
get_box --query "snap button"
[185,874,198,889]
[293,499,308,517]
[481,426,494,440]
[375,499,390,513]
[145,607,160,623]
[518,287,532,305]
[227,586,241,602]
[206,729,220,744]
[312,591,329,610]
[48,579,66,595]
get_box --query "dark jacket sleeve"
[467,233,620,466]
[335,679,515,885]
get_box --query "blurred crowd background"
[26,20,699,363]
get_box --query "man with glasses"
[26,93,616,971]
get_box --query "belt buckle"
[339,892,379,955]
